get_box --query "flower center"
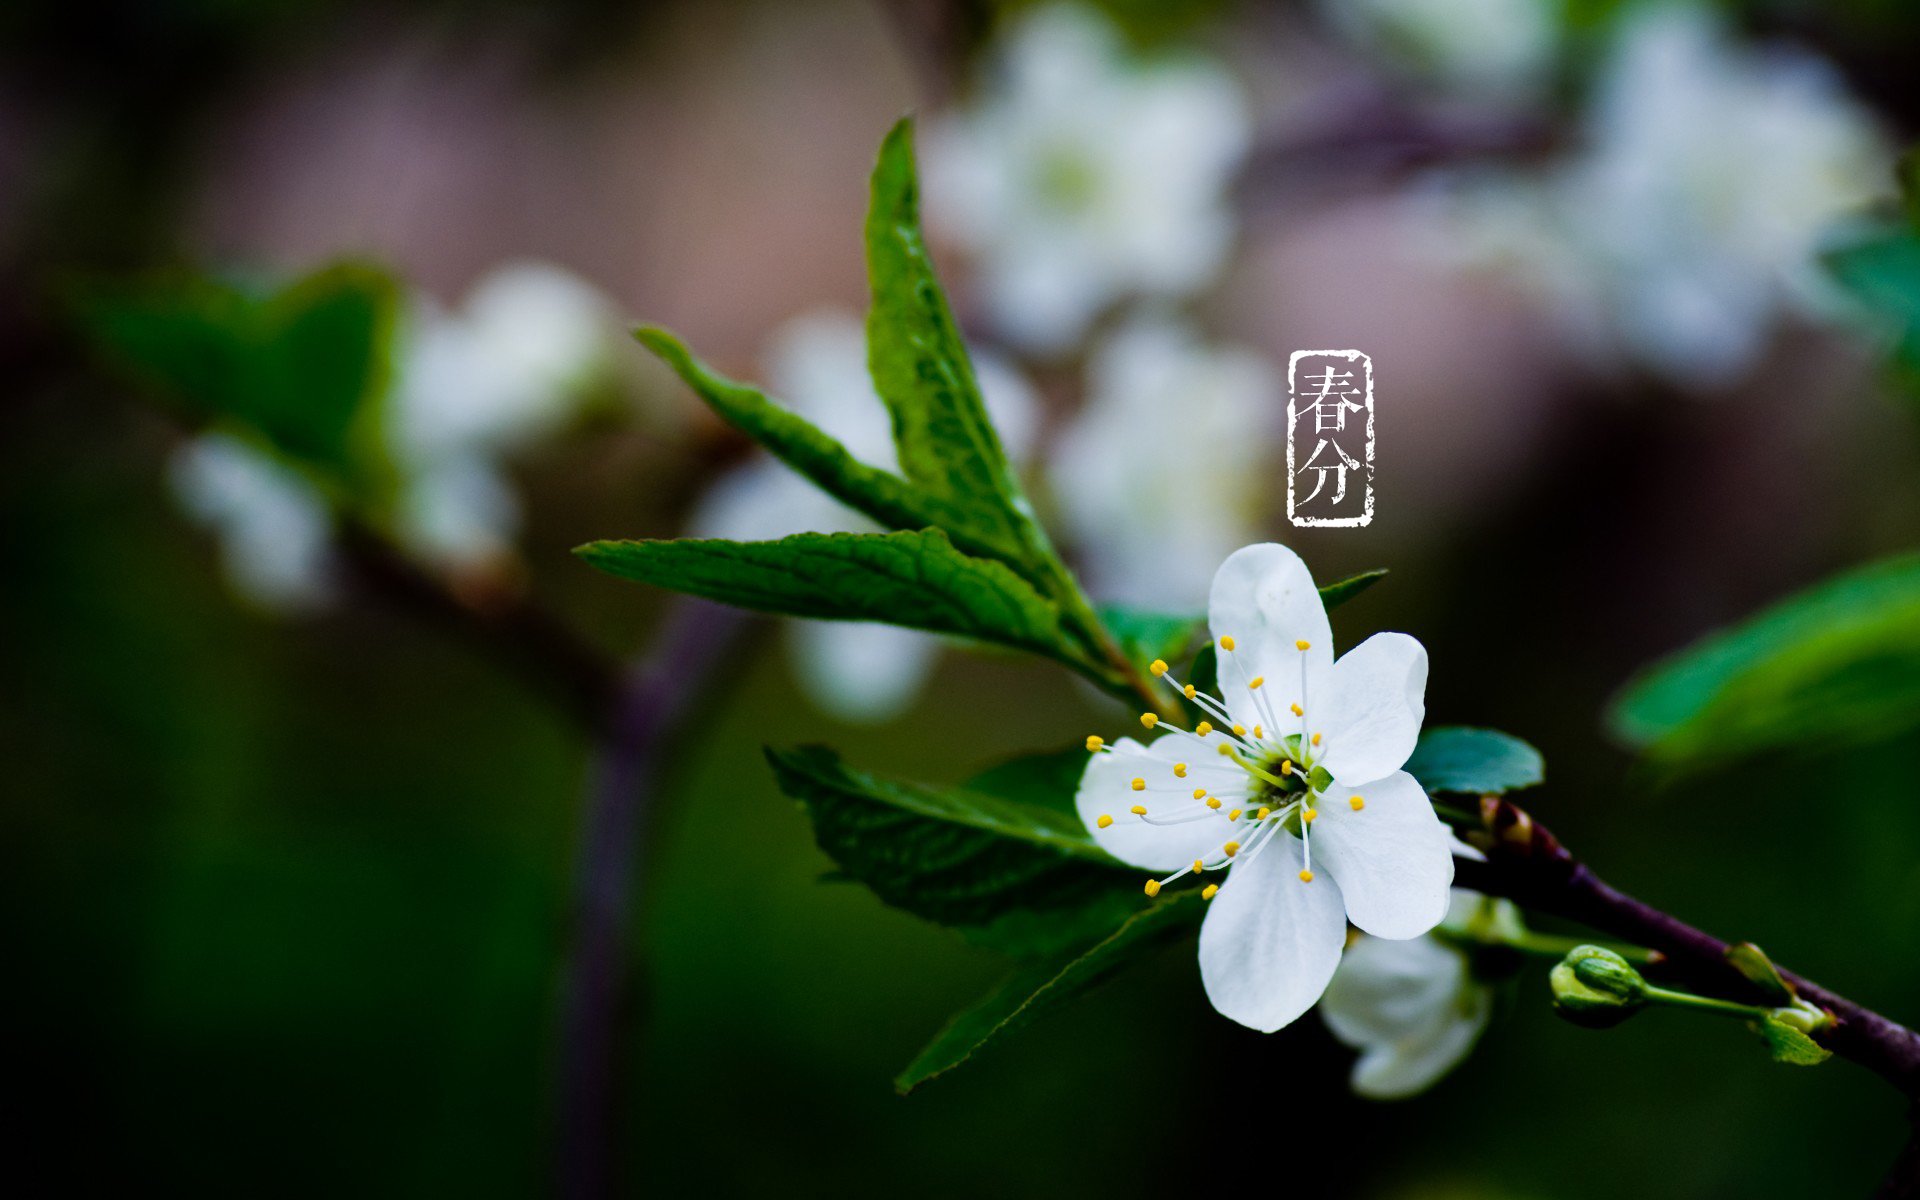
[1089,634,1359,898]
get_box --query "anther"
[1256,807,1272,820]
[1219,635,1236,651]
[1131,778,1146,792]
[1097,814,1114,829]
[1195,721,1213,737]
[1280,760,1292,775]
[1193,859,1205,873]
[1202,884,1219,900]
[1253,724,1264,739]
[1173,763,1188,778]
[1206,797,1222,811]
[1232,724,1246,736]
[1311,732,1322,746]
[1298,869,1314,883]
[1085,735,1105,752]
[1131,805,1148,815]
[1295,640,1311,651]
[1224,841,1242,857]
[1192,788,1207,800]
[1141,713,1159,729]
[1183,684,1196,699]
[1228,808,1242,821]
[1217,743,1234,757]
[1144,879,1162,897]
[1248,676,1265,690]
[1350,796,1365,811]
[1150,659,1169,677]
[1303,808,1318,823]
[1290,703,1303,717]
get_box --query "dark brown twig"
[1454,796,1920,1195]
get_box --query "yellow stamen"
[1298,869,1314,883]
[1304,808,1318,823]
[1131,805,1148,815]
[1228,808,1242,821]
[1192,788,1207,800]
[1232,724,1246,736]
[1254,724,1264,739]
[1219,635,1236,651]
[1256,807,1272,819]
[1150,659,1169,677]
[1350,796,1365,811]
[1295,640,1311,651]
[1280,760,1292,775]
[1096,814,1113,829]
[1224,841,1242,857]
[1141,712,1158,729]
[1248,676,1265,690]
[1193,859,1205,873]
[1183,684,1196,699]
[1290,703,1303,717]
[1217,743,1234,756]
[1144,879,1161,898]
[1131,778,1146,792]
[1085,735,1105,752]
[1173,763,1188,778]
[1195,721,1213,737]
[1202,884,1219,900]
[1206,797,1222,810]
[1311,732,1322,746]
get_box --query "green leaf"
[963,747,1091,821]
[865,118,1047,574]
[1097,607,1204,670]
[575,529,1079,665]
[1318,568,1388,611]
[895,891,1204,1093]
[1752,1014,1833,1066]
[767,745,1138,958]
[1406,726,1544,795]
[78,263,398,487]
[1829,230,1920,395]
[1726,943,1795,1005]
[1609,553,1920,766]
[633,326,935,535]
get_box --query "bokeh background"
[9,0,1920,1195]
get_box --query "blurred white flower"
[1322,0,1559,96]
[924,4,1252,353]
[692,310,1039,722]
[1052,316,1280,611]
[1432,7,1887,389]
[387,261,616,567]
[1321,889,1510,1099]
[169,432,335,611]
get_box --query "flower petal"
[1198,833,1347,1032]
[1311,771,1453,939]
[1323,934,1490,1100]
[1317,632,1428,786]
[1207,543,1333,730]
[1075,737,1248,872]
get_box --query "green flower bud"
[1551,945,1650,1029]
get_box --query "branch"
[1454,796,1920,1100]
[552,599,752,1200]
[334,518,619,731]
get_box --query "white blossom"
[1321,0,1559,97]
[1051,316,1280,611]
[1322,889,1511,1098]
[168,432,335,610]
[1432,7,1887,389]
[924,4,1252,353]
[690,311,1039,722]
[1076,543,1452,1032]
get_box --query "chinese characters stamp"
[1287,350,1374,528]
